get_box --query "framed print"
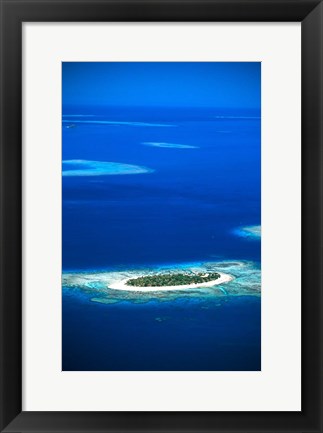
[0,1,322,432]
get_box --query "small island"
[109,271,233,292]
[126,272,220,287]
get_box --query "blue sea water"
[62,106,261,371]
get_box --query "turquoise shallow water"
[63,260,260,305]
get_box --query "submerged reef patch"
[142,142,198,149]
[62,119,175,127]
[62,160,154,177]
[233,225,261,240]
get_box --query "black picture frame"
[0,0,322,432]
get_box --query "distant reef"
[142,142,198,149]
[62,160,154,176]
[234,225,261,240]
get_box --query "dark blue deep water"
[62,106,261,371]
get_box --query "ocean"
[62,106,261,371]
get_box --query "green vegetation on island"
[126,272,221,288]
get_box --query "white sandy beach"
[108,272,233,292]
